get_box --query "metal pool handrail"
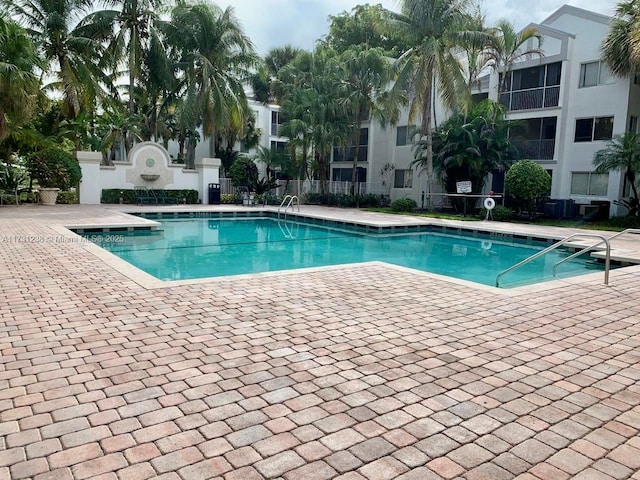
[277,195,300,219]
[495,233,611,288]
[552,228,640,278]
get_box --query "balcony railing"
[500,86,560,111]
[332,146,369,162]
[511,139,555,160]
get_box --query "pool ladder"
[495,228,640,287]
[278,195,299,219]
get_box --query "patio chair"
[134,186,157,205]
[0,186,19,206]
[152,190,179,205]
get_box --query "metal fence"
[219,178,386,197]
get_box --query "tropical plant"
[602,0,640,77]
[325,4,409,57]
[5,0,113,120]
[228,157,258,188]
[413,100,515,213]
[252,177,278,195]
[0,15,41,141]
[255,145,287,179]
[505,160,551,217]
[338,46,401,192]
[484,19,544,94]
[593,132,640,216]
[106,0,168,122]
[384,0,487,209]
[256,45,304,104]
[26,146,82,190]
[278,47,353,192]
[165,1,257,157]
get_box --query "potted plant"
[27,146,82,205]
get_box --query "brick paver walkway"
[1,205,639,480]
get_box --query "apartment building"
[238,5,637,216]
[330,5,639,216]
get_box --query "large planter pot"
[39,188,60,206]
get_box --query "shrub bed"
[101,189,199,204]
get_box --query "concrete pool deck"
[1,204,640,480]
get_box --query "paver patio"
[1,204,640,480]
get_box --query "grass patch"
[364,208,482,221]
[365,207,640,232]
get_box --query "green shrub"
[221,193,240,204]
[228,157,258,188]
[57,191,79,204]
[101,189,199,204]
[27,146,81,190]
[479,205,514,221]
[358,194,380,208]
[505,160,551,217]
[391,198,417,212]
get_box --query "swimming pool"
[81,216,609,288]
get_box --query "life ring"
[481,240,492,250]
[484,197,496,210]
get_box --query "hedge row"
[101,189,199,204]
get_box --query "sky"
[216,0,619,55]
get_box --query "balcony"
[511,139,555,160]
[332,146,369,163]
[500,86,560,111]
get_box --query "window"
[332,167,366,182]
[270,111,281,136]
[270,141,287,153]
[509,117,557,160]
[571,172,609,196]
[396,126,417,147]
[394,169,413,188]
[629,116,639,133]
[574,116,614,142]
[579,61,615,88]
[500,62,562,111]
[332,128,369,162]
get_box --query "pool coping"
[59,208,639,295]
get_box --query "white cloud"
[216,0,618,55]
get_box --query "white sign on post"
[456,181,472,194]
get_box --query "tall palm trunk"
[421,76,434,210]
[351,111,363,195]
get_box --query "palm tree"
[338,46,400,192]
[106,0,163,117]
[166,1,257,157]
[602,0,640,77]
[413,99,515,213]
[385,0,485,209]
[460,7,491,90]
[278,47,352,192]
[6,0,112,120]
[593,132,640,216]
[484,19,544,95]
[265,45,304,104]
[0,15,41,140]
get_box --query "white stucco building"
[202,5,637,216]
[326,4,639,216]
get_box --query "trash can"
[208,183,220,204]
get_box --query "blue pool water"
[83,217,607,288]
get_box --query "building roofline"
[541,4,612,27]
[525,22,575,40]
